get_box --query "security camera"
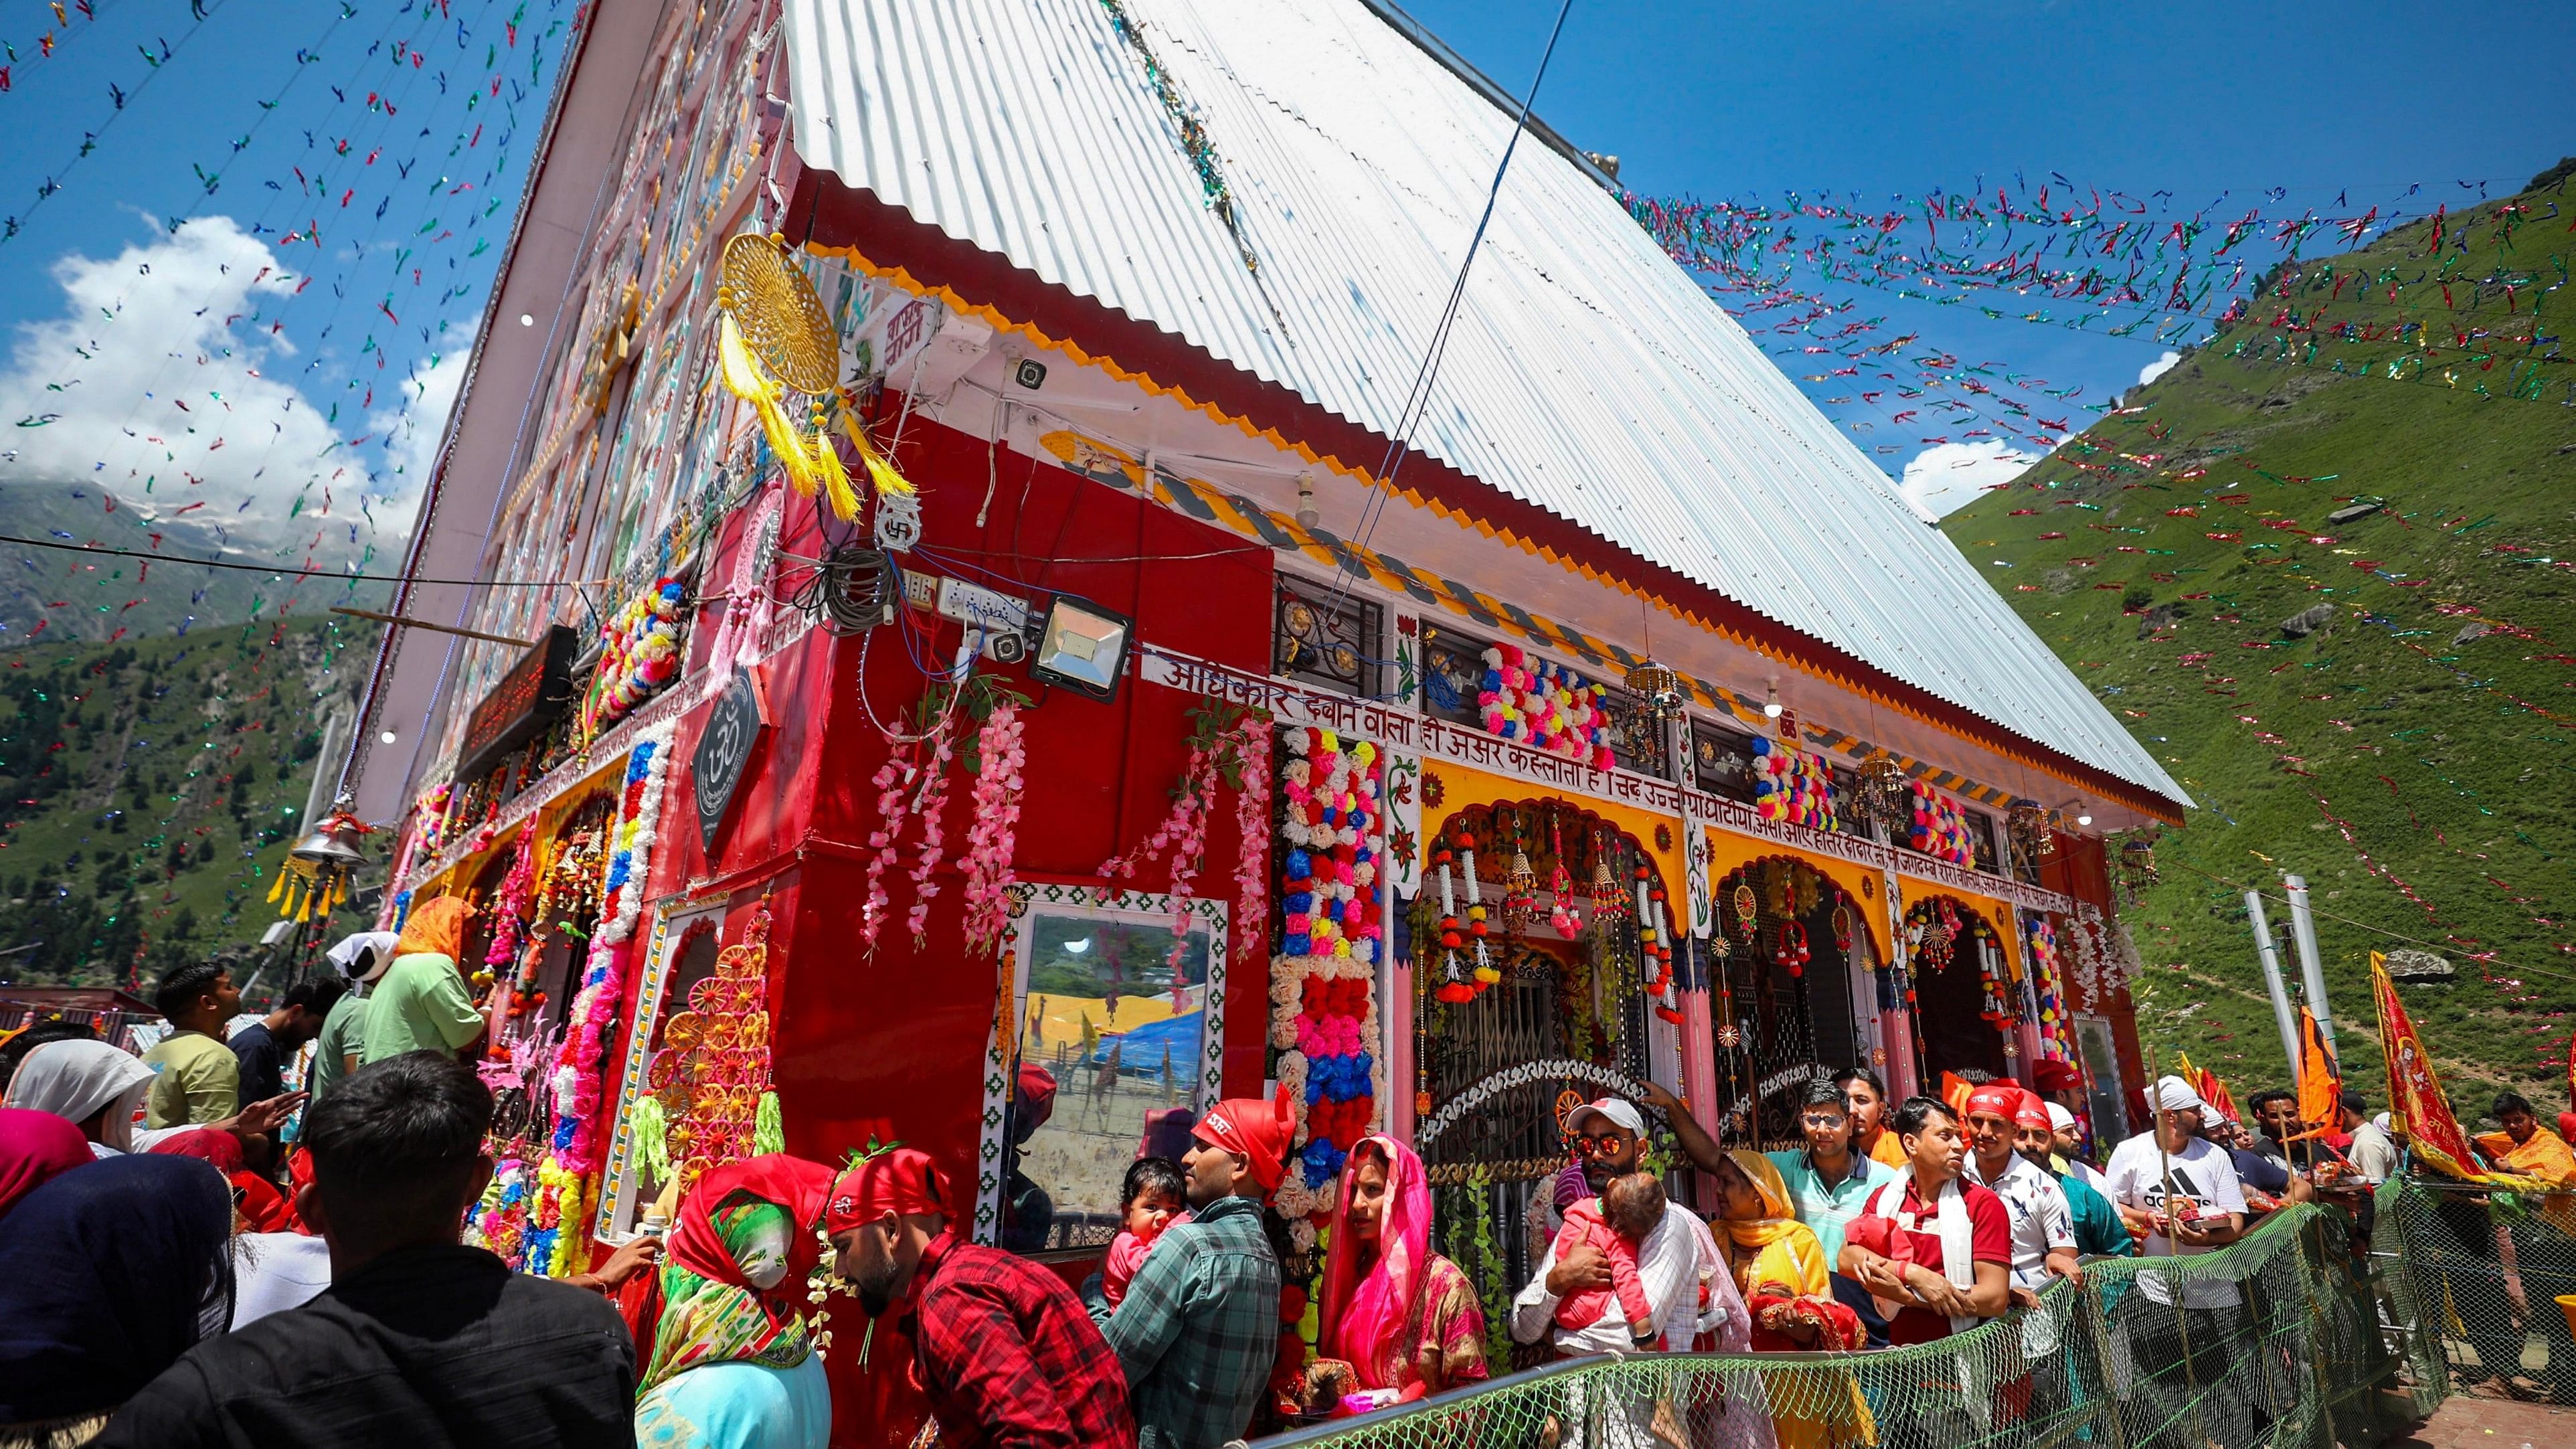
[982,630,1029,665]
[1012,357,1048,391]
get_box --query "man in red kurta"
[829,1148,1134,1449]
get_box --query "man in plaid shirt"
[1091,1090,1294,1449]
[829,1147,1133,1449]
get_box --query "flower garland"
[463,1157,531,1266]
[1101,701,1271,983]
[546,723,677,1179]
[523,1157,594,1279]
[1271,726,1380,1231]
[588,575,690,735]
[2027,914,2072,1060]
[1476,644,1612,766]
[1906,780,1974,865]
[413,781,456,857]
[857,736,923,954]
[483,827,539,1004]
[958,703,1028,958]
[906,715,960,948]
[1751,736,1836,829]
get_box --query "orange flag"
[2373,951,2545,1187]
[2294,1005,2342,1135]
[1941,1072,1974,1117]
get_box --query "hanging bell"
[1592,849,1626,918]
[1624,659,1685,720]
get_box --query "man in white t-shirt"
[2103,1076,2261,1449]
[1964,1084,2079,1298]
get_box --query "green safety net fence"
[2377,1175,2576,1406]
[1256,1184,2505,1449]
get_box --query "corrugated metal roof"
[778,0,2186,805]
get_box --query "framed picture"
[973,883,1229,1255]
[2072,1012,2130,1155]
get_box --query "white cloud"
[1900,438,2047,518]
[0,216,408,547]
[2138,350,2182,388]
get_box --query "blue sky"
[0,0,571,576]
[1398,0,2576,511]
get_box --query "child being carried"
[1549,1171,1668,1347]
[1101,1157,1191,1306]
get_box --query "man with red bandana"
[1091,1088,1291,1449]
[826,1146,1132,1449]
[1962,1085,2079,1302]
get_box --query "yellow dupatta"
[1722,1150,1832,1298]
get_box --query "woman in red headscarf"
[1305,1135,1488,1412]
[629,1154,840,1449]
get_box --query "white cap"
[2045,1102,2079,1133]
[2373,1112,2392,1133]
[2149,1075,2207,1114]
[1565,1097,1647,1138]
[327,930,402,983]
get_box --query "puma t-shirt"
[2103,1132,2248,1307]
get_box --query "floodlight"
[1029,594,1132,703]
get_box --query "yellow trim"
[1420,762,1687,926]
[798,236,2180,825]
[1699,829,1889,965]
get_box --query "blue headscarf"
[0,1151,234,1423]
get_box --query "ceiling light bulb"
[2075,810,2093,827]
[517,313,534,327]
[1294,472,1319,529]
[1762,680,1782,719]
[379,730,398,745]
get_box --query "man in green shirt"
[143,961,246,1128]
[1092,1090,1289,1449]
[1766,1078,1894,1268]
[310,931,399,1102]
[2020,1107,2132,1258]
[360,900,487,1066]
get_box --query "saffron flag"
[2373,951,2547,1188]
[2177,1050,2237,1124]
[2294,1006,2342,1135]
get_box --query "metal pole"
[2283,875,2337,1053]
[2245,890,2304,1081]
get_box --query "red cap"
[1965,1084,2023,1122]
[1191,1084,1298,1194]
[825,1147,952,1235]
[2012,1090,2053,1131]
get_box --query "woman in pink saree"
[1306,1135,1491,1410]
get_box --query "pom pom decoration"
[1905,780,1975,865]
[1749,736,1837,831]
[1774,921,1811,978]
[586,576,690,737]
[1270,726,1381,1224]
[1476,644,1614,768]
[2025,912,2073,1062]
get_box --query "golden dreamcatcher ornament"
[713,232,914,519]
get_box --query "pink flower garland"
[484,828,539,971]
[959,703,1027,956]
[908,714,959,948]
[1103,711,1270,999]
[858,738,920,954]
[1228,726,1272,968]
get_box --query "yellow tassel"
[719,314,817,498]
[810,421,861,521]
[267,869,288,908]
[838,400,916,497]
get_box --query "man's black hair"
[1832,1066,1887,1098]
[2246,1088,2296,1116]
[283,977,346,1017]
[2339,1089,2369,1115]
[1890,1096,1957,1139]
[1802,1078,1853,1112]
[1121,1156,1186,1210]
[153,961,228,1021]
[305,1051,493,1244]
[2494,1092,2536,1122]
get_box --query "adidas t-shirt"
[2103,1132,2248,1307]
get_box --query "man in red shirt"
[829,1147,1135,1449]
[1836,1095,2011,1345]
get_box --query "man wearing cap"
[827,1147,1133,1449]
[1962,1086,2078,1301]
[1511,1097,1699,1356]
[309,932,396,1105]
[1091,1090,1289,1449]
[2103,1076,2255,1447]
[2046,1102,2110,1196]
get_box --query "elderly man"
[1512,1098,1699,1357]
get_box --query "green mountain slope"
[1943,182,2576,1106]
[0,615,382,995]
